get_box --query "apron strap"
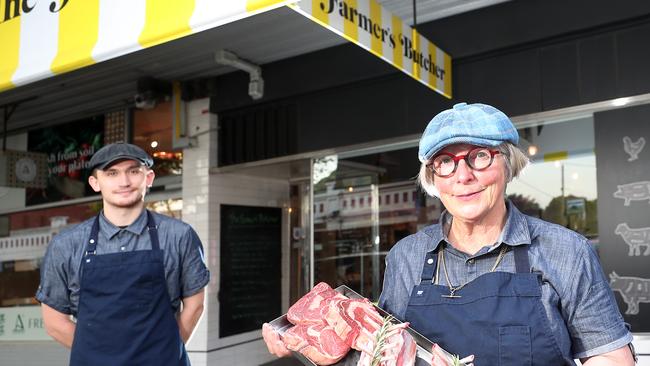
[146,210,160,251]
[420,250,438,283]
[85,215,101,257]
[513,244,530,273]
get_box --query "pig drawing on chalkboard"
[615,223,650,256]
[609,272,650,315]
[613,181,650,206]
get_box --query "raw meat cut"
[283,323,351,365]
[287,282,346,325]
[324,297,384,351]
[356,323,417,366]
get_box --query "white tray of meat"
[268,283,468,366]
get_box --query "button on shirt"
[378,201,632,360]
[36,210,210,316]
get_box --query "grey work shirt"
[36,210,210,316]
[378,201,632,360]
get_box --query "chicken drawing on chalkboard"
[609,272,650,315]
[615,223,650,256]
[613,181,650,205]
[623,136,645,162]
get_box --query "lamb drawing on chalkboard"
[609,272,650,315]
[623,136,645,162]
[613,181,650,205]
[615,223,650,256]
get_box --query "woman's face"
[432,143,507,223]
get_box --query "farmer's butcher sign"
[595,104,650,331]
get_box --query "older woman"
[379,102,635,365]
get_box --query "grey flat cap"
[88,143,154,171]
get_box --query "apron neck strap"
[145,210,160,251]
[513,244,530,273]
[420,249,438,283]
[85,210,159,256]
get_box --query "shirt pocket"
[499,325,531,366]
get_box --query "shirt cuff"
[573,332,634,359]
[182,269,210,298]
[35,290,72,315]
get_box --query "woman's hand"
[262,323,292,358]
[431,343,474,366]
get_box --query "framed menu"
[219,204,282,338]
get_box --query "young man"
[36,143,210,366]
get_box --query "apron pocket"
[498,325,531,366]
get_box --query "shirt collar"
[99,209,149,239]
[422,200,532,252]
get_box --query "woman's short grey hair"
[417,142,529,197]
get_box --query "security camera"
[215,49,264,100]
[134,92,156,109]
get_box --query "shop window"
[351,199,356,208]
[359,197,364,207]
[311,115,604,302]
[133,102,182,177]
[0,198,181,341]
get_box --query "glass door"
[312,156,383,300]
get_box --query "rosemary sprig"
[370,315,395,366]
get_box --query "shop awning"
[0,0,293,92]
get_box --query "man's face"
[88,159,155,209]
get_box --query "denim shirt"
[36,210,210,316]
[378,201,632,359]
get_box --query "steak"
[324,297,384,351]
[283,323,351,365]
[287,282,346,325]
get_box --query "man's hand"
[42,303,76,348]
[262,323,292,358]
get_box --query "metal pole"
[412,0,418,29]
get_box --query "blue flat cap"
[89,143,154,171]
[418,102,519,162]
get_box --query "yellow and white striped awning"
[0,0,292,92]
[291,0,452,98]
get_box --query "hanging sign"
[0,0,292,92]
[291,0,452,98]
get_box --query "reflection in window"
[509,117,598,239]
[133,102,182,177]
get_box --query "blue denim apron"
[70,211,189,366]
[404,244,571,365]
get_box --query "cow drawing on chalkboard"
[612,181,650,206]
[609,272,650,315]
[615,223,650,256]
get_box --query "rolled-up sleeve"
[563,241,632,358]
[35,238,73,315]
[179,227,210,298]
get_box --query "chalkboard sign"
[595,104,650,332]
[219,205,282,338]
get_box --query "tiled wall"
[183,99,291,366]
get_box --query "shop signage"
[26,115,104,206]
[0,306,49,341]
[291,0,452,98]
[595,103,650,331]
[0,0,293,91]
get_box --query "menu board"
[595,104,650,332]
[219,205,282,338]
